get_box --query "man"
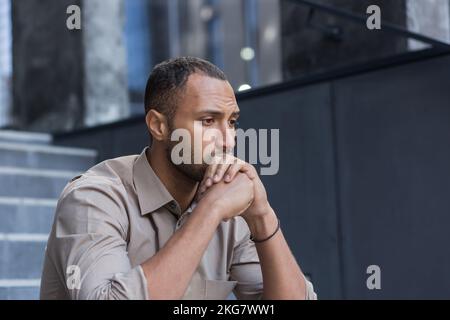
[40,57,317,300]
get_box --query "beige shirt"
[40,147,316,300]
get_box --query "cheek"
[202,130,222,150]
[200,140,214,157]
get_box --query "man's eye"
[229,120,239,127]
[202,118,214,126]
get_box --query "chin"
[176,163,207,182]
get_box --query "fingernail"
[214,174,220,181]
[206,178,212,186]
[225,175,231,182]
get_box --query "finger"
[194,190,202,202]
[217,154,239,182]
[239,164,257,180]
[224,161,244,182]
[226,160,257,182]
[195,184,210,202]
[199,179,212,194]
[213,163,231,183]
[202,162,219,190]
[199,155,224,193]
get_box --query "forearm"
[140,201,222,299]
[244,207,307,300]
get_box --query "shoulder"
[54,155,140,236]
[60,154,139,200]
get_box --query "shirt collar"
[133,147,177,216]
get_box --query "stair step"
[0,280,40,300]
[0,234,47,279]
[0,167,78,198]
[0,197,56,234]
[0,131,100,299]
[0,130,51,145]
[0,142,97,171]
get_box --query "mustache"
[204,150,238,166]
[210,149,233,157]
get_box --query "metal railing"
[287,0,450,49]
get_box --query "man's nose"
[217,126,236,153]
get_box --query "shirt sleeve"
[45,177,149,300]
[229,220,263,300]
[229,218,317,300]
[304,275,318,300]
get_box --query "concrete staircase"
[0,130,97,299]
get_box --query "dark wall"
[54,51,450,299]
[238,83,343,299]
[12,0,84,131]
[333,55,450,299]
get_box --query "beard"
[165,139,208,182]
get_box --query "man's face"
[165,73,240,181]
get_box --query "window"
[124,0,153,115]
[0,0,12,128]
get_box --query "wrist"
[243,207,279,241]
[242,201,272,222]
[194,198,224,225]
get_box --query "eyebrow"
[197,109,240,117]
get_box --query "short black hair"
[144,56,227,122]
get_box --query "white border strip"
[0,233,48,242]
[0,197,57,207]
[0,167,80,178]
[0,279,41,287]
[0,141,97,157]
[0,130,51,144]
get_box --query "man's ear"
[145,109,170,141]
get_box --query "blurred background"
[0,0,450,299]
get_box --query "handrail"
[287,0,450,49]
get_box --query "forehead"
[182,73,238,109]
